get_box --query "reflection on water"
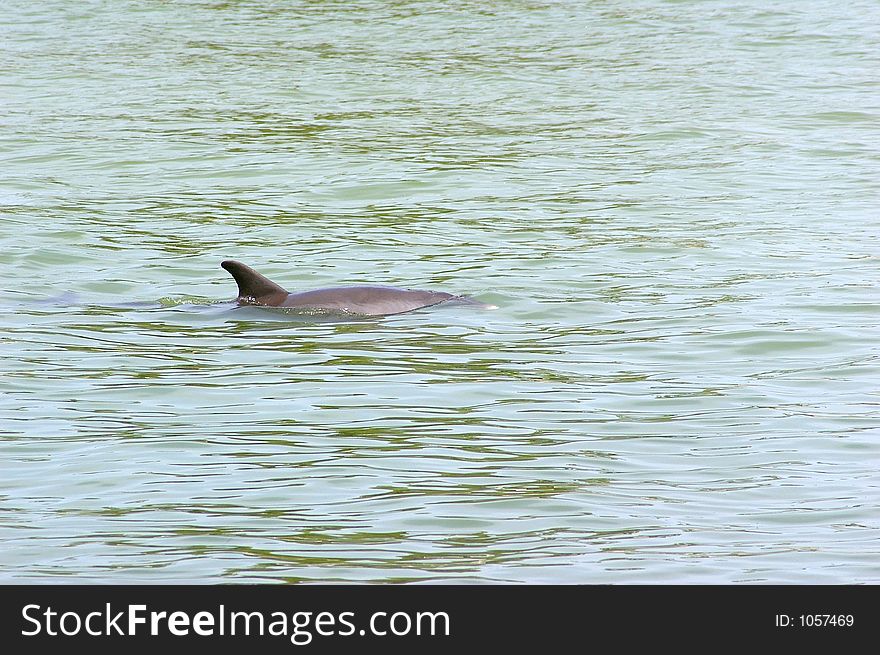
[1,0,879,583]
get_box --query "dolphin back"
[279,286,455,316]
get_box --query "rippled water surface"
[2,0,879,583]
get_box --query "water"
[2,0,879,583]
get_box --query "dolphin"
[221,260,491,316]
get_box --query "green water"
[2,0,879,583]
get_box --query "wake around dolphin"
[221,260,493,316]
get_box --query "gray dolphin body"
[221,260,484,316]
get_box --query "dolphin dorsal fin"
[221,260,289,301]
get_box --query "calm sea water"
[2,0,879,583]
